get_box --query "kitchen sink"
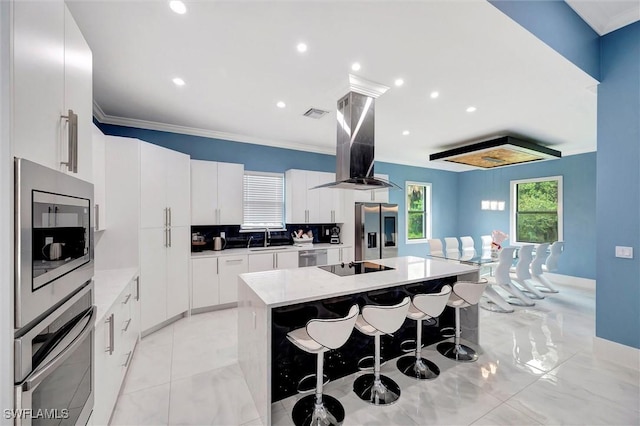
[250,247,290,252]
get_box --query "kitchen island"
[238,256,479,425]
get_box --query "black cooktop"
[319,261,395,277]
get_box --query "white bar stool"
[396,285,452,380]
[286,305,359,426]
[437,279,488,362]
[353,297,411,405]
[512,245,545,299]
[531,243,559,293]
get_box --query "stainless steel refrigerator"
[355,203,399,261]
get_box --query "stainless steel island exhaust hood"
[312,75,401,191]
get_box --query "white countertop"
[191,243,351,259]
[94,267,138,322]
[238,256,478,308]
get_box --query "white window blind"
[242,172,285,229]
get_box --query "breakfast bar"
[238,256,480,425]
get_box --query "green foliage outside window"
[407,184,425,239]
[516,180,559,243]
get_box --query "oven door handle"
[20,306,95,392]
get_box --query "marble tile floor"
[109,278,639,425]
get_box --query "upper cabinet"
[285,170,344,224]
[191,160,244,225]
[353,174,389,203]
[12,2,93,181]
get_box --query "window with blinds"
[242,172,285,229]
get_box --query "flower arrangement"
[491,230,509,259]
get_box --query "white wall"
[1,0,14,422]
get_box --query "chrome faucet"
[264,228,271,247]
[247,236,253,248]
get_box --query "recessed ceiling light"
[351,62,361,71]
[466,106,477,113]
[430,91,439,99]
[394,78,404,87]
[276,101,286,108]
[402,130,410,136]
[296,43,308,53]
[172,77,185,86]
[169,1,187,14]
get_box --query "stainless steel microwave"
[15,158,94,331]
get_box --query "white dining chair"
[511,245,545,299]
[459,236,476,260]
[444,237,460,259]
[531,243,559,293]
[427,239,444,257]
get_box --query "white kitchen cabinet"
[353,174,390,203]
[248,250,299,272]
[139,228,167,331]
[286,170,344,224]
[218,255,248,304]
[93,276,140,426]
[63,5,93,183]
[326,246,354,265]
[191,160,244,225]
[191,257,220,309]
[166,226,190,318]
[101,137,190,333]
[92,125,107,231]
[12,2,92,178]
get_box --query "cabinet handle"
[168,207,172,226]
[169,227,172,248]
[122,294,131,305]
[60,109,78,173]
[95,204,100,231]
[122,351,133,368]
[135,276,140,301]
[164,228,168,247]
[225,259,243,264]
[273,253,277,269]
[216,258,219,275]
[122,318,132,332]
[105,313,114,355]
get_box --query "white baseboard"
[593,336,640,371]
[546,272,596,289]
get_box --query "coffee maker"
[330,226,341,244]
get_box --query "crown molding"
[602,7,640,35]
[92,102,335,156]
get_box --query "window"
[406,181,431,243]
[242,171,285,229]
[510,176,563,244]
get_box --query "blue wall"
[596,22,640,349]
[489,0,600,80]
[457,152,596,279]
[96,122,459,258]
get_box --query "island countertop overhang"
[238,256,479,308]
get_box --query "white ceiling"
[67,0,600,172]
[566,0,640,35]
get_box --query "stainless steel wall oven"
[15,158,94,330]
[14,282,95,426]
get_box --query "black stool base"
[353,374,401,405]
[396,355,440,380]
[291,394,345,426]
[437,341,478,362]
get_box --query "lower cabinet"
[248,251,298,272]
[191,257,220,309]
[93,275,140,426]
[191,254,250,306]
[326,246,354,265]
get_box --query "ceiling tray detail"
[429,136,561,169]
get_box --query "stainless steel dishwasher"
[298,249,328,267]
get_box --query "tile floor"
[109,277,640,425]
